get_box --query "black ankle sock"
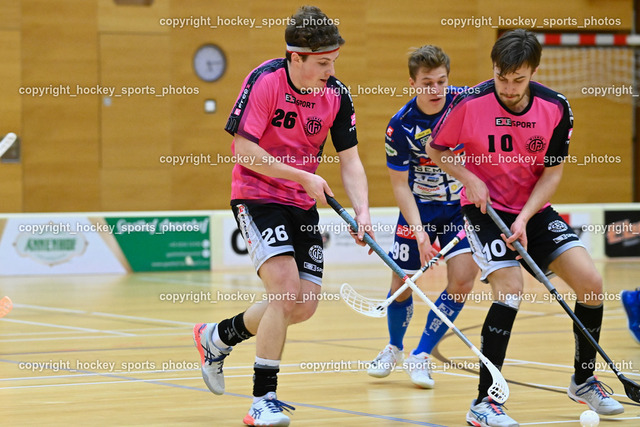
[253,365,279,397]
[574,302,603,385]
[218,312,254,347]
[476,302,518,404]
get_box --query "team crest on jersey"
[415,128,431,146]
[386,126,394,137]
[526,136,546,153]
[305,117,323,136]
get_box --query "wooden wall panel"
[100,33,171,209]
[101,169,171,210]
[0,30,23,212]
[7,0,637,212]
[100,34,171,170]
[98,0,169,33]
[168,0,252,209]
[21,0,100,212]
[0,0,21,30]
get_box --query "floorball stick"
[486,204,640,403]
[340,229,465,317]
[326,194,509,404]
[0,296,13,318]
[0,133,17,157]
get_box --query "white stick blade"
[340,283,386,318]
[483,357,509,404]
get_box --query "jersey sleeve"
[544,94,573,167]
[329,80,358,152]
[224,70,274,143]
[429,98,467,151]
[385,117,410,171]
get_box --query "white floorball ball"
[580,410,599,427]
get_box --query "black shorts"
[231,201,323,285]
[462,205,584,283]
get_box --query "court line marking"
[0,332,189,343]
[0,318,135,337]
[3,355,639,424]
[0,358,447,426]
[2,365,639,425]
[8,303,194,326]
[0,326,188,337]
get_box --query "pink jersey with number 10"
[430,79,573,214]
[225,58,358,210]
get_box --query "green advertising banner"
[105,216,210,272]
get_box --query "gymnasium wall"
[0,0,633,212]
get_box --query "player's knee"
[289,300,318,324]
[587,271,603,294]
[446,277,474,296]
[394,287,413,302]
[578,273,603,304]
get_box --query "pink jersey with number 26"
[225,58,357,210]
[430,79,573,214]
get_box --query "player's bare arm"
[425,139,491,212]
[234,134,333,204]
[337,145,374,247]
[504,163,564,252]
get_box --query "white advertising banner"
[0,217,128,275]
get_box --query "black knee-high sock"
[218,312,254,347]
[476,302,518,404]
[574,302,603,384]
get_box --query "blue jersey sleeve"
[385,116,410,171]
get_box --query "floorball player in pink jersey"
[426,29,623,426]
[193,6,373,427]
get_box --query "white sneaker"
[403,351,435,388]
[466,397,518,427]
[568,375,624,415]
[367,344,403,378]
[243,392,295,426]
[193,323,231,395]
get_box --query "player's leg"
[407,251,476,388]
[194,202,294,396]
[463,205,520,426]
[367,213,417,379]
[408,206,478,388]
[538,219,624,415]
[242,255,307,427]
[244,203,323,426]
[210,281,318,351]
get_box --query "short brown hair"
[408,45,450,80]
[491,29,542,76]
[285,6,345,61]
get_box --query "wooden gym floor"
[1,258,640,426]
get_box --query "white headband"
[286,44,340,55]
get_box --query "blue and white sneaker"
[193,323,231,395]
[466,397,518,427]
[621,289,640,344]
[568,374,624,415]
[243,392,295,426]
